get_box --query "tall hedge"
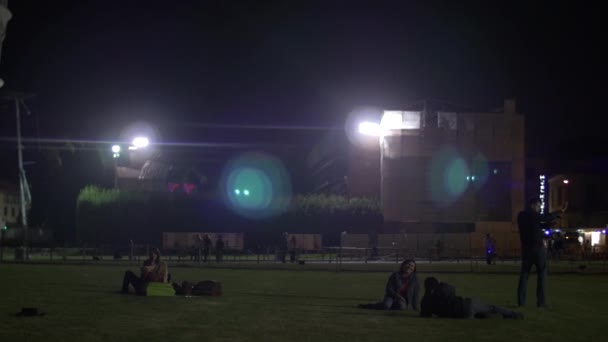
[76,185,382,247]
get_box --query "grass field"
[0,264,606,342]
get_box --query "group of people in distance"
[192,234,225,263]
[358,196,567,319]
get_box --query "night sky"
[0,1,605,161]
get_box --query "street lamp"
[358,121,385,208]
[358,122,383,137]
[110,145,122,188]
[111,145,121,159]
[113,136,151,187]
[132,136,149,149]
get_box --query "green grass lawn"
[0,264,606,342]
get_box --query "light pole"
[14,96,32,257]
[562,178,569,228]
[111,145,121,188]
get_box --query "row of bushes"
[76,186,382,247]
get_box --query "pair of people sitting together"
[121,248,169,295]
[359,260,523,319]
[121,248,222,297]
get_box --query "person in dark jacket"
[215,235,225,263]
[202,234,212,262]
[517,197,567,307]
[358,259,419,310]
[421,277,522,319]
[485,233,497,265]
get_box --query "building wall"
[347,143,380,198]
[306,100,525,238]
[0,189,20,226]
[379,107,524,229]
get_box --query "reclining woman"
[121,248,169,295]
[358,259,419,310]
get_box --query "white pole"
[15,97,28,249]
[379,136,384,210]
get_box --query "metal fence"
[1,243,607,274]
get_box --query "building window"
[382,111,421,130]
[438,112,457,130]
[11,207,15,217]
[3,207,6,217]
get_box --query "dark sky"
[0,0,605,158]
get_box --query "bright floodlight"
[358,122,382,136]
[132,137,149,148]
[111,145,121,153]
[563,179,569,184]
[381,111,404,130]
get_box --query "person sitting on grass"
[358,259,419,310]
[420,277,523,319]
[121,248,169,295]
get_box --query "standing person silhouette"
[517,197,567,307]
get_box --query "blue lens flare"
[429,145,470,204]
[221,152,292,219]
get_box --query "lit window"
[402,111,421,129]
[591,232,600,246]
[381,111,421,130]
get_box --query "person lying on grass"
[420,277,523,319]
[358,259,419,310]
[121,248,169,295]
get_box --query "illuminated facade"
[309,99,525,238]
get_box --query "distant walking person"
[517,197,567,307]
[289,235,297,263]
[194,234,203,262]
[280,232,289,263]
[485,233,497,265]
[202,234,212,262]
[215,235,225,263]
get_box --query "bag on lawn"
[192,280,222,296]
